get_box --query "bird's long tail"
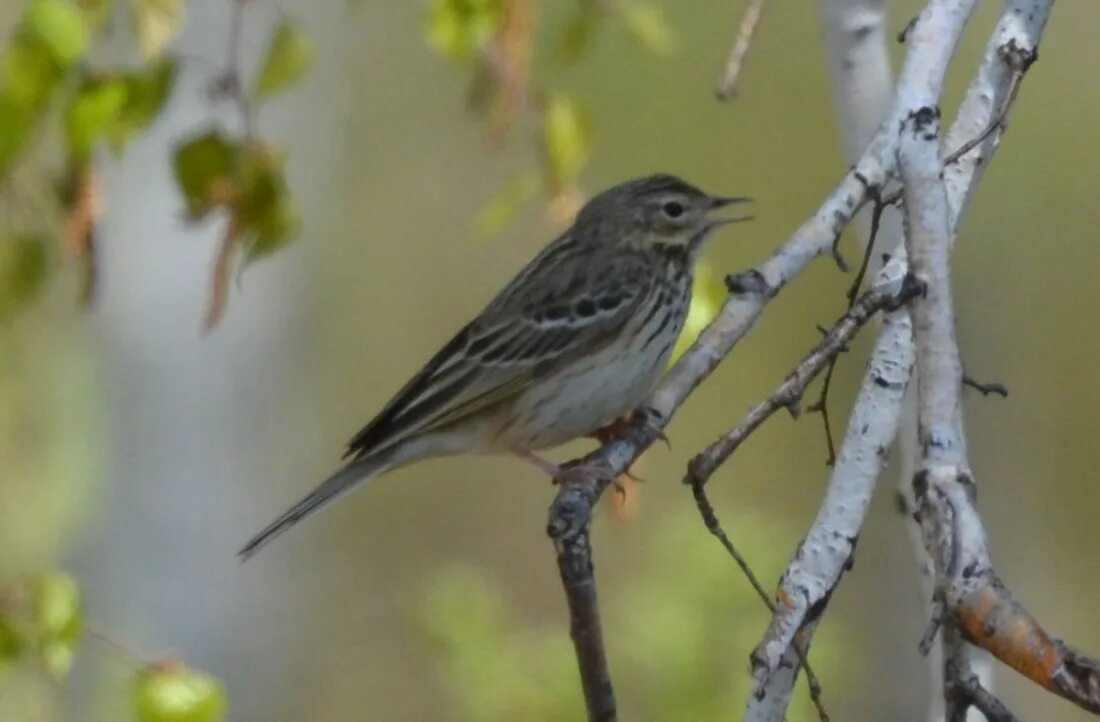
[238,453,391,561]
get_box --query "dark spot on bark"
[725,269,770,296]
[912,469,929,500]
[873,375,889,388]
[907,106,941,137]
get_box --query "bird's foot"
[588,408,671,449]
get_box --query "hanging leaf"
[3,34,66,106]
[133,661,228,722]
[472,173,537,241]
[541,94,590,194]
[110,58,178,149]
[65,77,129,161]
[426,0,503,60]
[32,572,84,679]
[253,19,314,102]
[24,0,90,67]
[131,0,187,59]
[621,1,676,55]
[172,131,239,219]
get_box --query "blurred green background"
[2,0,1099,720]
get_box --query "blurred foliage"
[420,512,849,721]
[0,571,84,679]
[426,0,676,233]
[133,662,228,722]
[0,572,228,721]
[0,0,311,329]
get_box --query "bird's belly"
[495,335,674,451]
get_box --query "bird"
[239,174,750,559]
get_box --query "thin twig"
[715,0,767,100]
[962,375,1008,397]
[691,481,830,721]
[685,279,918,488]
[808,194,891,465]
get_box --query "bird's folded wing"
[344,247,653,460]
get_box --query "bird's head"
[572,174,752,260]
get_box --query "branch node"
[725,268,771,296]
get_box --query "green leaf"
[472,173,537,241]
[32,572,84,679]
[65,76,129,160]
[131,0,187,59]
[246,193,300,260]
[109,58,178,150]
[171,131,239,219]
[253,20,313,102]
[426,0,503,60]
[542,94,590,191]
[24,0,90,66]
[3,35,65,107]
[234,143,299,259]
[134,663,228,722]
[621,1,676,55]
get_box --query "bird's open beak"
[706,196,754,227]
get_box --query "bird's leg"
[515,450,564,479]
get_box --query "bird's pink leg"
[515,450,564,479]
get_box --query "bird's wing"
[344,240,654,459]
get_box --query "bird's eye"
[662,201,685,219]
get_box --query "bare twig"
[809,193,892,465]
[715,0,767,100]
[948,670,1022,722]
[685,277,917,489]
[692,482,830,721]
[747,295,914,692]
[961,375,1008,397]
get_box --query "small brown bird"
[240,174,749,559]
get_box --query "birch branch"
[742,0,1056,718]
[685,259,915,487]
[900,26,1100,716]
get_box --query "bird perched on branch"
[240,174,750,559]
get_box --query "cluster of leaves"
[425,0,676,237]
[0,0,313,329]
[419,512,850,721]
[0,571,226,721]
